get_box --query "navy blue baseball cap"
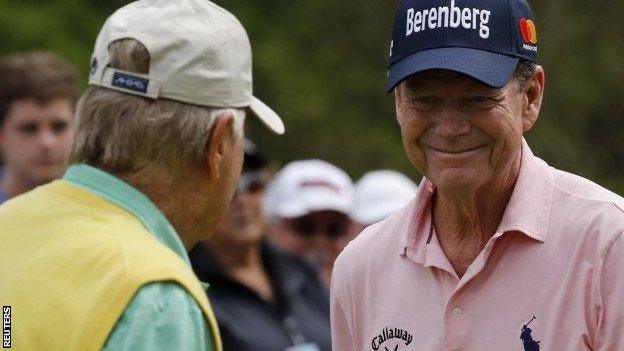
[387,0,539,92]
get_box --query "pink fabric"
[331,141,624,351]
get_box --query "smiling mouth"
[428,144,487,154]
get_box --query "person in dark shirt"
[190,140,331,351]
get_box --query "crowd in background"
[0,50,417,351]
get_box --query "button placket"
[451,307,463,318]
[445,292,467,351]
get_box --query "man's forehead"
[5,98,74,123]
[402,70,508,92]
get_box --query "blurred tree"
[0,0,622,192]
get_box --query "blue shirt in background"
[0,167,7,204]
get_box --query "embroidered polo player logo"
[520,316,541,351]
[370,327,413,350]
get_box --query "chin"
[432,170,489,195]
[33,174,61,186]
[31,167,65,184]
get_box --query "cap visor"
[248,96,285,134]
[386,47,520,92]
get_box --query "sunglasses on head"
[289,218,349,239]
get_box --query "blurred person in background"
[350,170,418,233]
[0,1,284,350]
[264,159,354,288]
[190,140,331,351]
[0,51,78,204]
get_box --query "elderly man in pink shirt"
[331,0,624,350]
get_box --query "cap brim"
[276,202,351,219]
[386,47,520,92]
[248,96,285,134]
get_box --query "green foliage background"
[1,0,622,193]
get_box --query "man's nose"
[434,108,471,140]
[38,128,57,148]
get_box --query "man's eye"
[470,96,494,103]
[18,123,39,135]
[411,97,436,109]
[51,121,68,134]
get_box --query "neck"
[1,168,37,199]
[116,170,220,250]
[433,152,521,247]
[206,238,274,302]
[207,239,264,272]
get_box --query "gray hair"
[70,38,245,179]
[513,60,537,92]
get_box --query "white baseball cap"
[352,170,417,225]
[88,0,284,134]
[264,160,354,219]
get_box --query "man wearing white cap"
[0,1,283,350]
[351,170,418,229]
[264,159,354,288]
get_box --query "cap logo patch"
[89,58,98,76]
[519,18,538,44]
[300,180,341,194]
[112,72,149,93]
[405,0,491,39]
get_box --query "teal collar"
[63,164,192,267]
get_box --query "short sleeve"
[595,230,624,350]
[103,282,214,351]
[330,252,358,351]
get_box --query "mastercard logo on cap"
[519,18,538,44]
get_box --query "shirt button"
[451,308,463,317]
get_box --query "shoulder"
[333,202,414,285]
[551,168,624,231]
[120,282,204,318]
[104,282,211,351]
[553,169,624,211]
[265,242,328,298]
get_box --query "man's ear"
[394,84,404,123]
[205,113,235,180]
[522,65,545,132]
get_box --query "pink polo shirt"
[331,142,624,351]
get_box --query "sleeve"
[594,230,624,350]
[103,282,214,351]
[330,253,357,351]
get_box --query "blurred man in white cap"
[0,1,283,350]
[190,141,331,351]
[264,159,354,288]
[350,170,418,234]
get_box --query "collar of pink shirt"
[401,139,552,268]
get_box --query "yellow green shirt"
[0,164,221,350]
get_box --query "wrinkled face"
[0,98,74,187]
[213,174,267,246]
[395,71,530,195]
